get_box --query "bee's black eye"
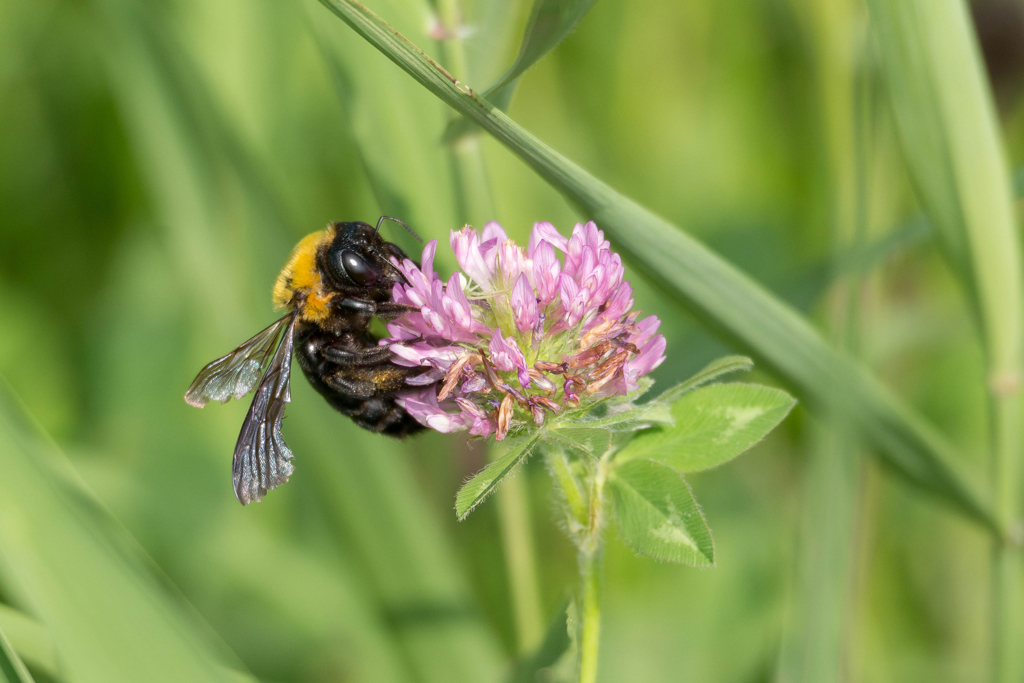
[335,249,379,286]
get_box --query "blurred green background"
[2,0,1024,681]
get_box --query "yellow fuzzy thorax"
[272,226,336,324]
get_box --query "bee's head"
[321,221,411,291]
[272,220,413,324]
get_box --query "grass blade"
[778,2,866,672]
[0,606,53,680]
[313,0,998,533]
[867,0,1023,388]
[0,622,33,683]
[790,164,1024,316]
[0,382,242,683]
[444,0,597,142]
[488,0,596,94]
[867,0,1024,679]
[459,0,529,89]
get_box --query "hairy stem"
[576,450,612,682]
[578,547,601,683]
[548,447,588,529]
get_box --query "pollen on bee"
[273,226,335,322]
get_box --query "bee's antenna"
[375,216,423,243]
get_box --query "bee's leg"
[335,298,376,313]
[336,297,418,322]
[334,297,376,328]
[366,363,420,394]
[373,301,419,322]
[322,372,377,400]
[322,344,395,367]
[335,296,415,319]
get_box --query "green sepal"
[455,432,543,520]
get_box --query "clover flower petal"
[496,241,529,288]
[528,221,569,254]
[397,387,473,433]
[626,334,666,391]
[489,333,530,388]
[511,274,540,334]
[531,240,561,306]
[451,228,493,291]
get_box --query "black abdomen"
[294,322,424,437]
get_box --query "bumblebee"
[185,218,427,505]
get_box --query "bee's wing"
[232,314,298,505]
[184,315,291,408]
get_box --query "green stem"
[449,135,496,226]
[548,447,588,529]
[992,392,1023,683]
[578,547,601,683]
[495,472,545,654]
[435,0,495,226]
[576,450,612,683]
[778,6,866,680]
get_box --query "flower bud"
[564,378,582,408]
[529,400,546,426]
[535,361,567,374]
[438,352,480,400]
[528,369,556,394]
[532,396,562,414]
[496,393,514,441]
